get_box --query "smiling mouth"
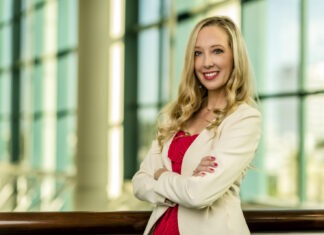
[203,71,219,80]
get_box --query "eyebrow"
[194,44,225,49]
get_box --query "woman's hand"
[193,156,218,176]
[154,168,169,180]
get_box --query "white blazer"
[132,103,261,235]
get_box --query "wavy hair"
[156,16,257,148]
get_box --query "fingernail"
[211,156,216,160]
[213,162,218,167]
[209,167,215,172]
[201,172,206,176]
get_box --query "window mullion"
[297,0,308,204]
[10,0,22,163]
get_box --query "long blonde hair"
[157,16,256,148]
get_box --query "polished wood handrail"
[0,210,324,234]
[244,210,324,232]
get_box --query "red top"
[153,131,198,235]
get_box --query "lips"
[203,71,219,80]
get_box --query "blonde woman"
[132,16,261,235]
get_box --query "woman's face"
[194,25,234,94]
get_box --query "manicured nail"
[210,156,216,160]
[201,172,206,176]
[213,162,218,167]
[209,167,215,172]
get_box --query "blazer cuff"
[154,172,177,207]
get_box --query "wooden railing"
[0,210,324,234]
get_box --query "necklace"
[206,107,214,112]
[183,130,192,136]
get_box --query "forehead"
[195,25,229,47]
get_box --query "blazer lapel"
[161,134,174,170]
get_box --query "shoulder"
[217,103,261,133]
[227,102,261,122]
[212,103,262,144]
[236,102,261,115]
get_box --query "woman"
[132,16,261,235]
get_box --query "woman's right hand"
[192,156,218,176]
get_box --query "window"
[0,0,78,211]
[242,0,324,206]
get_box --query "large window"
[0,0,78,211]
[242,0,324,207]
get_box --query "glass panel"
[0,25,12,68]
[33,8,44,58]
[0,0,13,23]
[32,64,43,113]
[57,53,77,111]
[0,72,11,162]
[206,0,240,25]
[160,25,171,103]
[0,0,4,22]
[42,111,56,172]
[21,0,30,11]
[241,134,267,203]
[173,17,199,98]
[43,58,56,113]
[137,107,158,162]
[35,0,46,5]
[162,0,171,19]
[259,98,299,205]
[139,0,161,25]
[244,0,300,94]
[0,29,2,68]
[57,0,78,50]
[305,95,324,205]
[31,64,43,168]
[0,120,10,161]
[56,115,76,172]
[305,0,324,90]
[31,118,42,168]
[20,14,33,62]
[138,28,159,105]
[265,0,299,94]
[242,0,267,94]
[0,72,11,115]
[43,0,57,56]
[174,0,205,13]
[21,0,44,11]
[56,52,77,172]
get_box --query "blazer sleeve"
[153,106,261,209]
[132,140,175,207]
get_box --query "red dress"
[153,131,198,235]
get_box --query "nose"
[203,54,215,69]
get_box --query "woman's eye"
[213,49,223,54]
[194,51,201,56]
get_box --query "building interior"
[0,0,324,215]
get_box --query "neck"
[205,91,227,111]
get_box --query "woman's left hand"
[192,156,218,176]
